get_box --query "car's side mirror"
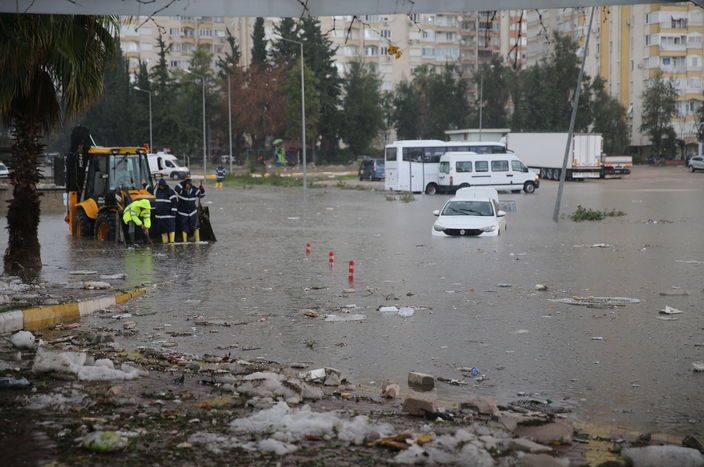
[497,210,506,217]
[433,210,440,216]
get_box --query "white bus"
[384,140,508,193]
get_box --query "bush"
[570,205,626,222]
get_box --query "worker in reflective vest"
[122,198,153,244]
[174,178,205,242]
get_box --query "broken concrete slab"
[402,396,437,416]
[514,419,573,444]
[460,396,499,416]
[511,438,553,454]
[408,372,435,391]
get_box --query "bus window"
[456,161,472,173]
[423,147,445,163]
[439,161,450,174]
[491,160,509,172]
[475,161,489,172]
[402,147,424,162]
[385,147,397,161]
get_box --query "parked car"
[687,155,704,172]
[0,163,9,178]
[358,158,385,181]
[432,187,507,237]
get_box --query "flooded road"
[3,166,703,436]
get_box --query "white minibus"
[437,152,540,194]
[384,140,507,193]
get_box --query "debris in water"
[549,296,640,307]
[692,362,704,372]
[69,270,98,275]
[324,314,366,322]
[675,260,704,264]
[660,305,684,315]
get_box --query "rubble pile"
[1,322,702,466]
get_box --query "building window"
[380,29,391,39]
[671,18,688,29]
[170,60,179,67]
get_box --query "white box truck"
[505,133,603,180]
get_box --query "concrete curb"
[0,289,146,334]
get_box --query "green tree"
[340,61,385,155]
[172,46,217,159]
[299,17,342,158]
[282,60,321,153]
[510,32,593,132]
[694,92,704,144]
[270,18,299,65]
[150,33,178,153]
[472,55,510,128]
[81,47,135,146]
[640,71,678,158]
[391,80,420,139]
[391,65,469,140]
[0,14,118,274]
[216,27,240,78]
[591,76,630,154]
[251,17,268,67]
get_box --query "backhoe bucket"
[198,203,217,242]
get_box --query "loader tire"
[77,208,94,237]
[95,210,118,242]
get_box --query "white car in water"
[432,187,507,237]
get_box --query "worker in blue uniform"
[147,179,177,243]
[174,178,205,242]
[215,165,226,189]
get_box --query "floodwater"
[2,166,703,436]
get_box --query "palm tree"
[0,14,118,275]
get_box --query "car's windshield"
[441,200,494,216]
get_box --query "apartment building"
[523,4,704,152]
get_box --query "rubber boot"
[194,229,200,242]
[182,232,188,243]
[161,233,168,244]
[169,232,175,243]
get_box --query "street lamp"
[227,70,233,174]
[184,69,208,178]
[277,36,307,191]
[477,64,493,142]
[133,86,153,152]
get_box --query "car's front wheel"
[425,183,438,195]
[523,181,536,194]
[689,165,696,172]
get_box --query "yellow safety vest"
[122,199,152,229]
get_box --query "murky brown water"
[2,166,703,436]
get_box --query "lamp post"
[184,69,208,178]
[478,73,483,142]
[278,36,307,191]
[133,86,153,152]
[227,71,233,174]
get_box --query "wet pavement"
[2,166,703,436]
